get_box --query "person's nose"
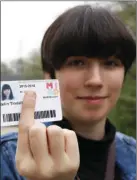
[84,64,103,88]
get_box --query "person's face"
[54,56,125,125]
[3,88,11,97]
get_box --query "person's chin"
[78,109,107,123]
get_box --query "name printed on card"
[1,80,62,127]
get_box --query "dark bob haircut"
[2,84,14,100]
[41,5,136,78]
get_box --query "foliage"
[109,2,136,138]
[21,51,43,80]
[1,62,14,75]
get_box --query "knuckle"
[15,155,22,169]
[18,122,31,133]
[69,163,79,172]
[47,125,63,136]
[16,160,28,176]
[54,164,64,173]
[38,167,52,179]
[69,130,77,137]
[29,123,44,138]
[55,164,77,177]
[64,129,76,137]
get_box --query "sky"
[1,1,85,63]
[1,1,115,63]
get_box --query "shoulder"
[1,131,19,159]
[1,132,18,157]
[115,131,136,157]
[116,131,136,151]
[1,131,18,144]
[115,132,136,180]
[1,132,25,180]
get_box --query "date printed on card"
[1,80,62,127]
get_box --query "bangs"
[49,6,135,69]
[2,84,10,90]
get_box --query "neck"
[6,94,10,99]
[58,116,107,141]
[70,119,106,140]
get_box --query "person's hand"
[15,91,80,180]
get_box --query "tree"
[22,50,43,80]
[1,62,14,75]
[9,50,43,80]
[109,2,136,138]
[117,1,136,34]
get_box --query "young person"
[1,84,14,101]
[1,5,136,180]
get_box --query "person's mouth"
[76,96,108,104]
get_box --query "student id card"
[1,80,62,127]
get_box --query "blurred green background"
[1,2,136,137]
[108,2,136,138]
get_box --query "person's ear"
[44,72,51,79]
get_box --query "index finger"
[16,91,36,156]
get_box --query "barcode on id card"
[3,110,56,122]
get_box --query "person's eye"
[67,60,85,67]
[104,59,121,68]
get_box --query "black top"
[53,119,122,180]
